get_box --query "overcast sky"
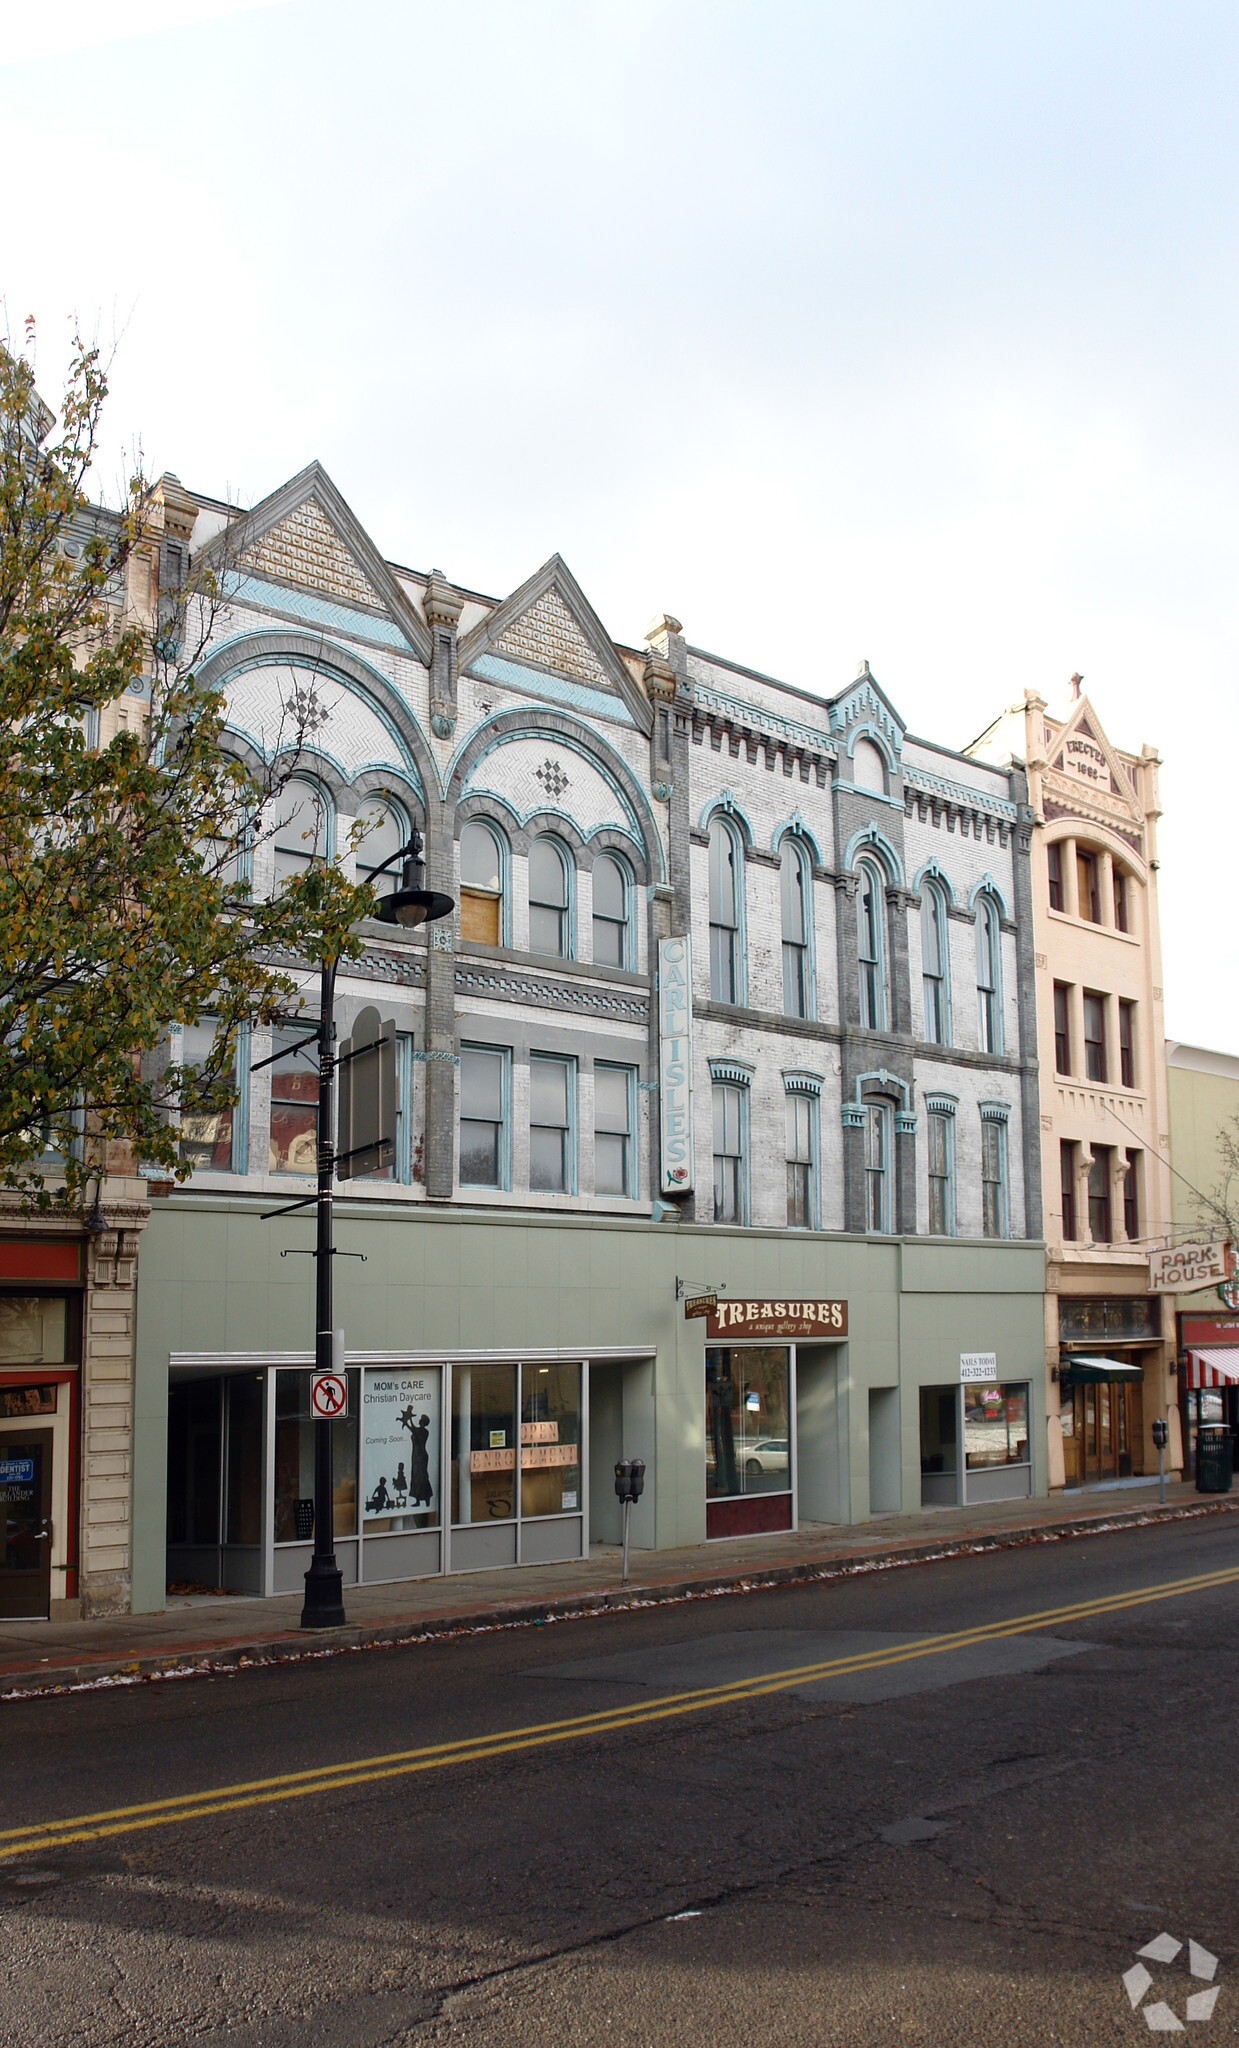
[5,1,1235,1045]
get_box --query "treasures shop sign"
[705,1299,848,1340]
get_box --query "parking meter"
[615,1459,644,1582]
[1152,1416,1168,1502]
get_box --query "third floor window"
[1119,1000,1135,1088]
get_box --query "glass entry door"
[0,1430,52,1618]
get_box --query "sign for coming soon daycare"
[658,934,694,1196]
[706,1299,847,1340]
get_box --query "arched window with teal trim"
[975,893,1003,1054]
[780,838,812,1019]
[921,879,950,1044]
[709,815,745,1004]
[856,857,888,1030]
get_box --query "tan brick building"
[970,683,1177,1487]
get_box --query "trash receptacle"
[1195,1427,1233,1494]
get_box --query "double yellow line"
[3,1561,1236,1865]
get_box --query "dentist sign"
[658,934,695,1195]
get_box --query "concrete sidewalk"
[2,1477,1233,1700]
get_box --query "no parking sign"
[310,1372,348,1420]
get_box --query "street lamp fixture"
[297,825,453,1630]
[373,829,454,930]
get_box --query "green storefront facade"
[132,1199,1046,1613]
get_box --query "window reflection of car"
[741,1437,788,1475]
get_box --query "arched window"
[780,840,812,1019]
[975,895,1002,1054]
[592,852,630,969]
[529,835,571,957]
[273,778,330,889]
[864,1099,893,1232]
[855,859,887,1029]
[708,817,743,1004]
[355,797,409,905]
[921,882,949,1044]
[459,820,506,945]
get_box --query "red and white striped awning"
[1186,1348,1239,1390]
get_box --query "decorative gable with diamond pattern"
[243,499,382,610]
[493,589,609,686]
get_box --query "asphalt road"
[3,1516,1238,2048]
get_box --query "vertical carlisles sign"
[658,934,694,1195]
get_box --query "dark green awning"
[1059,1354,1145,1384]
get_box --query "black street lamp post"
[295,829,453,1630]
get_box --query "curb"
[4,1492,1236,1701]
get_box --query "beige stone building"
[970,683,1177,1488]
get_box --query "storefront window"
[274,1367,359,1541]
[1059,1298,1158,1342]
[225,1374,264,1544]
[705,1348,790,1499]
[362,1367,441,1532]
[0,1297,67,1364]
[521,1363,581,1517]
[963,1382,1030,1469]
[452,1362,517,1524]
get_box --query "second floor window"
[785,1093,814,1228]
[460,1045,507,1187]
[781,841,811,1019]
[269,1022,319,1175]
[1060,1140,1077,1241]
[1124,1150,1140,1239]
[529,837,570,957]
[594,1064,634,1198]
[179,1020,242,1174]
[856,861,886,1030]
[1088,1145,1113,1242]
[927,1111,953,1236]
[1083,992,1107,1082]
[459,821,505,945]
[592,853,630,968]
[530,1055,573,1192]
[708,818,742,1004]
[1119,1000,1135,1087]
[921,884,948,1044]
[981,1118,1007,1238]
[1054,983,1071,1073]
[975,898,1001,1053]
[712,1082,746,1223]
[1114,866,1130,931]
